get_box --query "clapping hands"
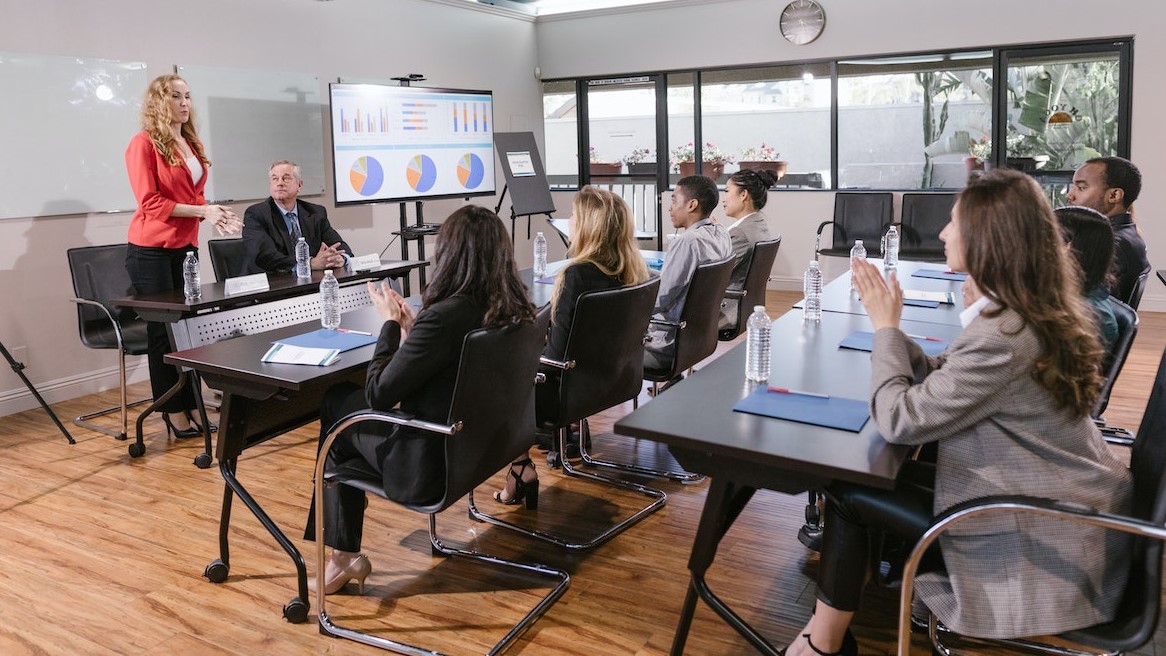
[368,280,415,337]
[851,258,902,331]
[207,205,242,236]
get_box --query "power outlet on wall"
[10,346,28,367]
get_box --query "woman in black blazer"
[306,205,535,595]
[493,186,651,506]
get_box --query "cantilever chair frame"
[314,321,569,655]
[68,296,151,440]
[813,191,894,260]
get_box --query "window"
[837,51,993,190]
[542,80,578,188]
[699,64,831,189]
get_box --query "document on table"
[276,328,377,352]
[903,290,955,304]
[261,343,340,366]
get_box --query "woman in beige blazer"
[782,169,1133,656]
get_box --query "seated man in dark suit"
[242,160,353,274]
[1067,156,1149,304]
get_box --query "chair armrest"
[539,355,576,370]
[70,297,126,350]
[814,220,835,257]
[722,289,746,300]
[895,495,1166,655]
[815,220,835,237]
[1101,425,1135,447]
[648,318,686,330]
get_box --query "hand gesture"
[311,243,347,270]
[368,280,400,322]
[851,258,902,331]
[207,205,242,236]
[961,278,982,307]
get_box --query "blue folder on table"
[839,330,947,356]
[534,274,556,284]
[645,257,664,271]
[275,328,377,352]
[911,269,968,282]
[733,387,869,432]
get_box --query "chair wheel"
[128,442,145,458]
[204,559,229,583]
[283,597,309,624]
[193,452,212,469]
[546,450,561,469]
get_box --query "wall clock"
[780,0,826,46]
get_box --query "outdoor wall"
[535,0,1165,305]
[0,0,548,415]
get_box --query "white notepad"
[261,343,340,366]
[903,290,955,304]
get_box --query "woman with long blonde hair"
[494,186,650,506]
[124,74,242,436]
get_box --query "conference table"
[112,260,426,466]
[614,259,966,655]
[797,259,967,326]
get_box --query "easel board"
[494,132,556,217]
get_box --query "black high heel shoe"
[494,458,538,509]
[779,629,857,656]
[184,410,217,434]
[162,413,202,439]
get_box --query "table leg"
[130,370,188,458]
[189,371,214,469]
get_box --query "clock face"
[780,0,826,45]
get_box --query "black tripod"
[0,340,74,444]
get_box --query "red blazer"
[125,130,207,249]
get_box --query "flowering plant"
[622,147,653,165]
[968,136,992,160]
[588,146,602,163]
[670,141,734,165]
[740,143,781,162]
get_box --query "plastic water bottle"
[803,260,823,322]
[294,236,311,279]
[884,225,900,269]
[849,239,867,290]
[745,305,771,382]
[320,270,340,330]
[533,231,548,278]
[182,251,201,301]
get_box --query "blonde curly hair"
[140,74,209,167]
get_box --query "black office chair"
[66,244,151,440]
[897,192,956,263]
[814,192,893,260]
[645,257,736,395]
[1126,264,1151,311]
[1095,297,1139,446]
[719,237,782,341]
[314,320,569,654]
[470,278,668,550]
[896,345,1166,656]
[207,238,250,282]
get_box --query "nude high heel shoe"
[323,554,372,595]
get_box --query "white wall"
[535,0,1166,299]
[0,0,552,415]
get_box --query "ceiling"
[468,0,681,16]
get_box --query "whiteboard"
[0,51,147,219]
[176,65,324,203]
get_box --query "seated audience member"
[783,169,1132,656]
[644,175,732,373]
[720,168,778,330]
[1067,156,1148,303]
[242,160,352,274]
[1055,206,1119,348]
[305,205,535,594]
[494,185,651,506]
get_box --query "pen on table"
[336,328,373,336]
[767,386,830,400]
[906,333,943,342]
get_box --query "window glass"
[700,64,831,189]
[666,73,695,187]
[837,52,993,189]
[585,76,657,181]
[542,80,578,188]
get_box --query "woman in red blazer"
[124,74,241,436]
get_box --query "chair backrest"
[832,192,894,253]
[1093,297,1138,418]
[207,238,250,282]
[670,257,736,375]
[1066,346,1166,650]
[66,244,141,349]
[416,319,546,514]
[720,237,782,341]
[538,277,661,429]
[899,192,956,254]
[1126,265,1151,310]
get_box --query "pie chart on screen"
[405,155,437,193]
[457,153,485,189]
[350,156,384,196]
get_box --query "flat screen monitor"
[329,83,496,205]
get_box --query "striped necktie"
[287,212,302,242]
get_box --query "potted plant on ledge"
[738,143,787,179]
[622,147,655,175]
[588,146,622,177]
[671,141,733,179]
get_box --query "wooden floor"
[1,290,1162,655]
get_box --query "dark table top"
[798,259,966,326]
[113,260,427,323]
[615,309,964,490]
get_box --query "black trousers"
[125,244,198,413]
[816,460,943,612]
[304,382,397,553]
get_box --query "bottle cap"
[809,259,819,266]
[754,305,766,312]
